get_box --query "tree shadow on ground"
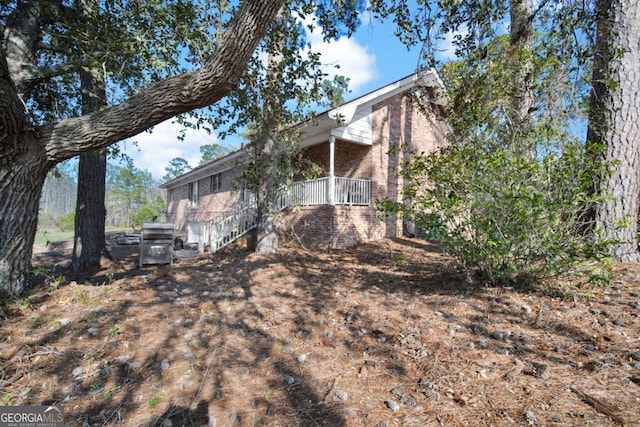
[7,237,639,426]
[7,245,352,426]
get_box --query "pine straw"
[2,237,639,426]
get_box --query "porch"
[188,176,372,252]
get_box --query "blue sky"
[119,11,455,180]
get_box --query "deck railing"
[279,177,329,208]
[279,176,371,208]
[333,177,371,206]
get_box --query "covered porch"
[289,126,374,207]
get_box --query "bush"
[381,142,610,286]
[132,206,162,226]
[55,212,75,232]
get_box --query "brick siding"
[302,142,371,179]
[277,205,385,249]
[166,168,243,230]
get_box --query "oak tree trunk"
[0,138,49,295]
[0,48,49,295]
[587,0,640,262]
[256,208,279,254]
[255,7,285,255]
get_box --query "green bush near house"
[380,142,611,286]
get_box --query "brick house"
[160,70,449,250]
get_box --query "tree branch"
[570,386,625,425]
[39,0,285,163]
[33,61,82,81]
[37,42,71,55]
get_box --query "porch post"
[329,135,335,205]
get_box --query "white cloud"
[118,119,216,180]
[302,17,378,94]
[435,28,466,63]
[437,35,456,62]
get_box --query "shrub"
[133,206,160,225]
[380,142,610,286]
[55,212,75,232]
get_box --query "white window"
[188,181,199,209]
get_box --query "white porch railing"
[279,177,329,208]
[187,201,258,252]
[333,177,371,206]
[278,176,371,208]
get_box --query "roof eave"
[159,150,244,189]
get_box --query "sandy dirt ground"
[1,236,639,426]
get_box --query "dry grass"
[1,237,639,426]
